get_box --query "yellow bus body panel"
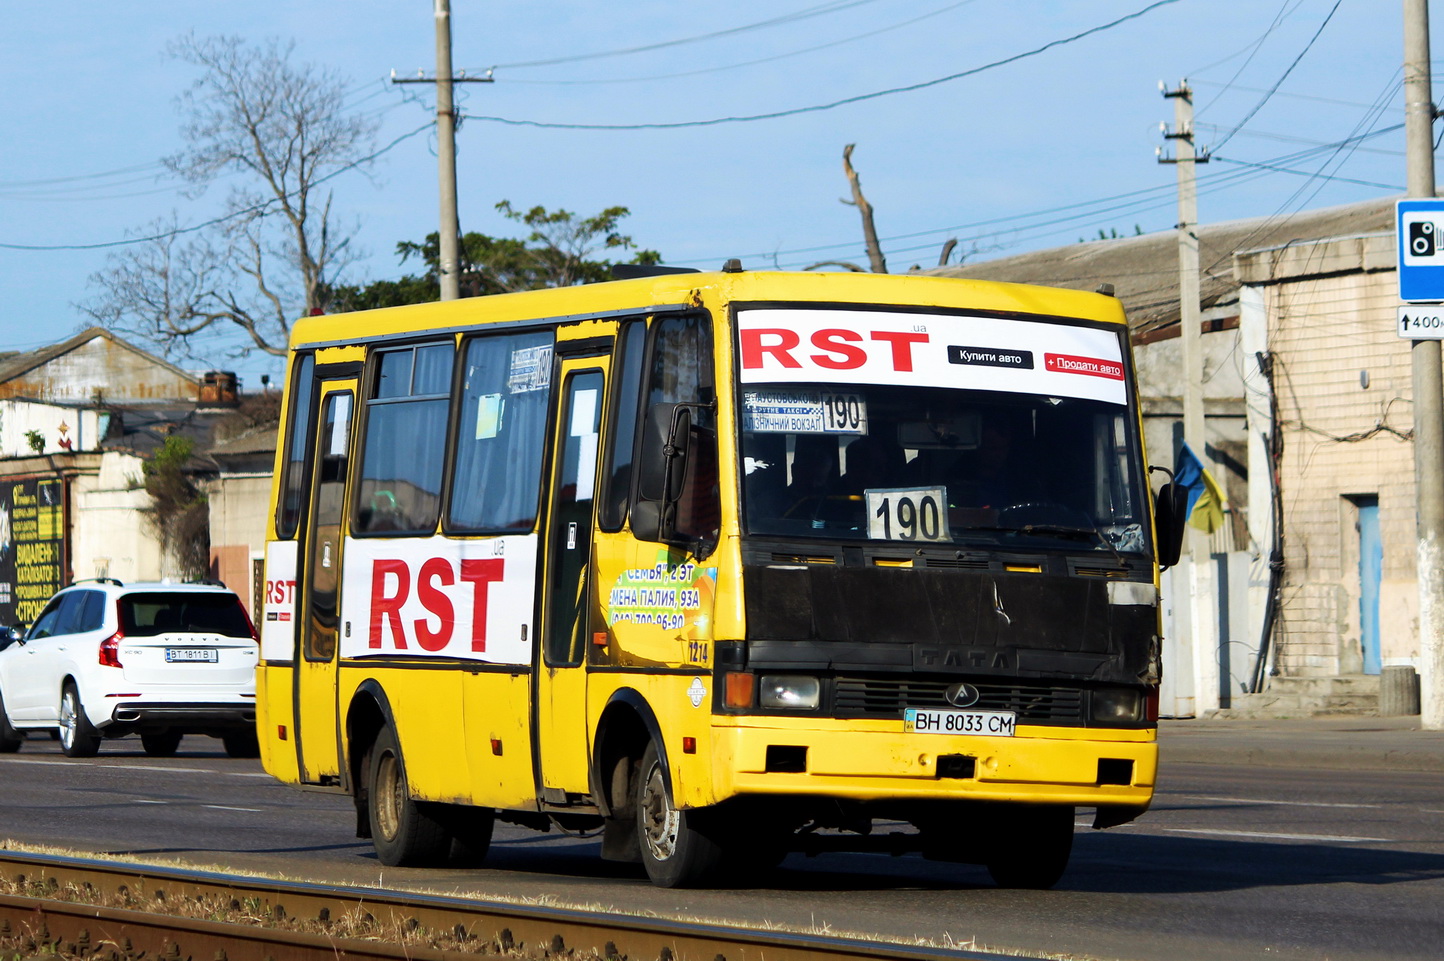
[256,663,299,783]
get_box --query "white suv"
[0,580,259,758]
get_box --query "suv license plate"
[165,648,218,663]
[905,708,1016,737]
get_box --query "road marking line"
[0,758,218,774]
[1173,794,1382,810]
[205,805,262,812]
[1163,827,1391,843]
[133,799,167,805]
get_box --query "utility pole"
[1404,0,1444,730]
[1159,80,1218,714]
[393,0,493,301]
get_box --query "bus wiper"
[1015,523,1129,566]
[1014,523,1100,540]
[959,522,1127,565]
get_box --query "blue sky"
[0,0,1427,388]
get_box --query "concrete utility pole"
[392,0,493,302]
[1159,80,1219,714]
[1404,0,1444,730]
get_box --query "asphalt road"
[1,733,1440,961]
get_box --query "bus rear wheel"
[984,804,1075,890]
[367,726,450,867]
[635,741,725,887]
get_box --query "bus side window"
[447,329,555,532]
[633,313,719,555]
[598,319,645,531]
[276,353,316,539]
[354,343,454,535]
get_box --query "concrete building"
[1234,229,1411,713]
[0,328,235,626]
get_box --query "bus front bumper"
[707,718,1156,810]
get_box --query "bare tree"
[84,35,379,358]
[842,144,887,274]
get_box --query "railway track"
[0,850,1042,961]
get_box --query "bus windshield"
[740,383,1149,553]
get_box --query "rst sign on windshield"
[737,308,1127,405]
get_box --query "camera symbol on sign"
[1411,220,1438,257]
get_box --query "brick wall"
[1260,257,1417,675]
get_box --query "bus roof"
[289,270,1127,350]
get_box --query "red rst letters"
[369,557,505,653]
[740,327,929,373]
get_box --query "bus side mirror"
[633,403,691,543]
[1154,482,1188,568]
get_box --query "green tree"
[329,202,661,311]
[143,435,210,580]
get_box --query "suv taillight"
[99,631,124,668]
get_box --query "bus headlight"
[759,675,821,710]
[1092,689,1142,722]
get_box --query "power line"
[726,129,1404,271]
[1189,0,1305,80]
[1194,120,1404,156]
[1210,0,1344,151]
[461,0,1181,130]
[1192,78,1406,113]
[489,0,888,70]
[1210,155,1402,190]
[0,122,432,252]
[494,0,982,86]
[712,124,1401,266]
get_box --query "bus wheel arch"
[592,689,667,818]
[592,690,662,864]
[346,681,397,840]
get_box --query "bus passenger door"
[536,358,608,800]
[293,383,355,784]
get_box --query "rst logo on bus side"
[367,556,505,652]
[342,535,538,666]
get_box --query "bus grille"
[833,677,1085,723]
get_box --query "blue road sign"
[1398,199,1444,302]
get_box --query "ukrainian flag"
[1174,442,1226,534]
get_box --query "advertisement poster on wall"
[0,478,64,626]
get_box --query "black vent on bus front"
[833,677,1086,723]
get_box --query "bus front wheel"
[635,741,725,887]
[368,726,450,867]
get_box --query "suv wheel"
[58,683,102,758]
[141,731,183,756]
[222,730,260,758]
[0,689,22,753]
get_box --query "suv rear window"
[120,593,253,639]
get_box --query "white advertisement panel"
[737,308,1127,405]
[261,540,299,662]
[340,534,537,666]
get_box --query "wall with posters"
[0,476,65,626]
